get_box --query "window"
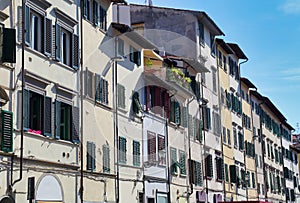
[99,6,107,31]
[103,144,110,173]
[205,154,213,178]
[199,21,204,46]
[170,147,177,174]
[132,91,142,115]
[229,165,237,183]
[210,33,215,57]
[222,127,227,144]
[133,141,140,166]
[212,68,217,93]
[213,112,221,136]
[119,137,127,164]
[130,46,141,66]
[0,25,16,63]
[202,106,211,130]
[223,55,227,71]
[258,183,261,195]
[95,74,109,105]
[87,141,96,171]
[190,160,203,186]
[179,150,186,175]
[216,157,224,181]
[227,128,231,145]
[0,110,13,152]
[170,100,181,125]
[23,90,53,138]
[233,128,237,148]
[252,172,256,188]
[24,4,52,56]
[117,84,125,109]
[238,132,244,150]
[218,50,222,67]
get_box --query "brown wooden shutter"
[44,18,52,57]
[72,34,79,69]
[43,96,52,137]
[147,131,156,162]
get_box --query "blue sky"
[128,0,300,132]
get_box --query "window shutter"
[87,142,95,171]
[82,0,88,19]
[216,157,224,181]
[195,161,203,186]
[72,106,80,143]
[55,101,61,139]
[163,92,169,118]
[252,172,256,188]
[2,28,16,63]
[199,120,203,143]
[103,79,109,104]
[174,101,180,125]
[93,1,98,26]
[148,132,156,162]
[72,34,79,70]
[133,141,140,166]
[230,165,237,183]
[132,92,142,114]
[205,154,213,178]
[182,107,187,128]
[207,107,211,129]
[23,89,30,130]
[43,96,52,137]
[170,147,177,174]
[179,150,186,175]
[225,164,229,182]
[55,23,61,61]
[103,144,110,173]
[24,5,30,46]
[117,84,125,109]
[94,73,101,101]
[44,18,52,57]
[188,115,194,140]
[1,110,13,152]
[119,137,127,164]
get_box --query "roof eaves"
[227,43,248,60]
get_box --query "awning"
[183,58,210,73]
[144,49,163,61]
[0,86,9,105]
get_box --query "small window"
[227,128,231,145]
[222,127,226,144]
[95,75,109,105]
[210,33,216,57]
[199,21,204,46]
[223,55,227,71]
[129,46,141,66]
[99,6,107,31]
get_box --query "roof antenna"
[148,0,153,6]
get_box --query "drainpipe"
[165,119,171,203]
[249,88,260,201]
[215,45,226,202]
[79,0,84,202]
[11,0,25,188]
[187,96,195,203]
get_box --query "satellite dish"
[0,196,15,203]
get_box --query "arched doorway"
[36,175,63,203]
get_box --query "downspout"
[165,119,171,203]
[258,97,267,201]
[249,88,260,201]
[12,0,25,188]
[80,0,84,202]
[238,58,248,201]
[215,48,226,201]
[187,96,195,203]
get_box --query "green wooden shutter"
[93,1,98,26]
[72,34,79,70]
[94,74,101,101]
[119,137,127,164]
[179,150,186,175]
[44,18,52,57]
[170,147,177,174]
[1,110,13,152]
[133,141,140,166]
[182,107,187,128]
[23,89,30,130]
[252,172,256,188]
[207,107,211,129]
[195,161,203,186]
[2,28,16,63]
[103,144,110,173]
[87,142,95,171]
[104,79,109,104]
[230,165,237,183]
[216,157,224,181]
[174,101,180,125]
[72,106,80,143]
[55,23,61,61]
[24,5,30,46]
[43,96,52,137]
[205,154,213,178]
[117,84,125,109]
[55,101,61,139]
